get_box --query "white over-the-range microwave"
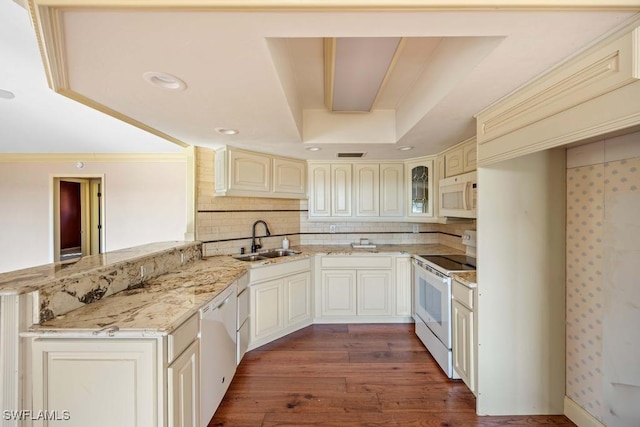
[438,171,477,218]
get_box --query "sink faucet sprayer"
[251,220,271,253]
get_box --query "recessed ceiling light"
[215,128,239,135]
[398,146,414,151]
[306,147,321,151]
[0,89,15,100]
[142,72,186,91]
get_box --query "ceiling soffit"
[26,2,640,160]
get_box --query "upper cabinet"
[214,147,307,199]
[443,137,477,178]
[406,158,434,218]
[309,162,405,219]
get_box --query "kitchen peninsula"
[3,241,462,427]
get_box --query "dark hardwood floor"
[209,324,575,427]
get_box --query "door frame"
[50,174,105,263]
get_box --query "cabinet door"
[214,149,227,193]
[321,270,357,316]
[168,340,200,427]
[380,163,404,217]
[273,157,306,195]
[463,142,477,173]
[406,159,434,217]
[357,270,393,316]
[31,339,157,427]
[452,300,475,393]
[331,164,352,217]
[395,257,412,316]
[250,279,284,342]
[229,150,271,192]
[308,163,331,217]
[445,147,464,177]
[354,164,380,217]
[284,271,312,326]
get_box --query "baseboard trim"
[564,396,606,427]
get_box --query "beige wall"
[0,156,188,273]
[565,131,640,426]
[196,147,475,255]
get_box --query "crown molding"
[0,153,187,162]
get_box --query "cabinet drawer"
[250,258,310,283]
[452,280,474,310]
[321,256,392,269]
[168,313,199,364]
[237,273,249,294]
[237,287,249,328]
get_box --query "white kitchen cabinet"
[354,163,380,217]
[394,256,412,316]
[356,270,393,316]
[380,163,404,217]
[321,270,357,316]
[236,273,250,365]
[250,279,284,342]
[228,149,271,193]
[308,163,331,217]
[273,157,307,196]
[462,141,477,173]
[317,255,408,321]
[284,271,312,326]
[168,340,200,427]
[215,146,306,199]
[31,338,158,427]
[406,158,434,218]
[452,278,476,395]
[248,259,312,349]
[331,164,352,217]
[445,147,464,177]
[444,137,476,178]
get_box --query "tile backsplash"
[195,147,475,256]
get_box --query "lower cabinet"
[29,311,210,427]
[31,338,159,427]
[451,278,477,394]
[249,259,312,349]
[168,340,200,427]
[321,269,392,317]
[317,255,411,322]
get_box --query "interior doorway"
[53,176,104,263]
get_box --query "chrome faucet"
[251,220,271,253]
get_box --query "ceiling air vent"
[337,152,366,158]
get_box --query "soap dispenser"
[282,236,289,250]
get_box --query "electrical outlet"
[329,224,336,233]
[141,263,155,278]
[412,224,419,233]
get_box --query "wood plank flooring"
[209,324,575,427]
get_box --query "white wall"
[477,148,566,415]
[0,156,187,273]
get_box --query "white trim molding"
[565,396,607,427]
[0,153,187,163]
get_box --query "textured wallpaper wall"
[566,132,640,425]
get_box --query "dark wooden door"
[59,180,82,250]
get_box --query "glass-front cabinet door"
[405,158,434,218]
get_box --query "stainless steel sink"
[260,249,300,258]
[233,250,300,262]
[233,254,267,262]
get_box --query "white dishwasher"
[199,285,237,427]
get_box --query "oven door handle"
[412,259,448,284]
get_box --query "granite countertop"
[0,241,197,296]
[451,271,477,288]
[26,243,462,337]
